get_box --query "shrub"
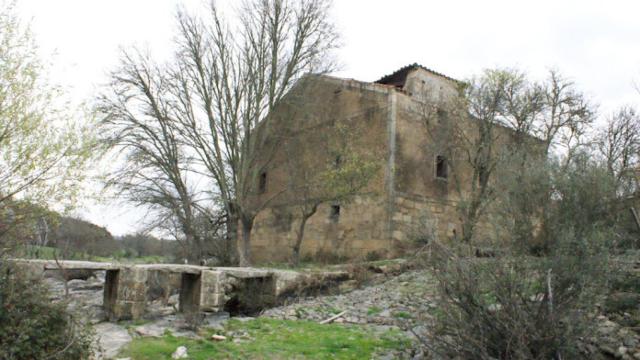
[0,262,94,359]
[302,248,348,265]
[604,292,640,314]
[418,156,616,359]
[364,250,383,262]
[424,241,610,359]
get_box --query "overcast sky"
[16,0,640,236]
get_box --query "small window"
[258,172,267,194]
[436,155,448,179]
[329,205,340,222]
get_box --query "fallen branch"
[319,310,347,324]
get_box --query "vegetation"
[412,68,638,360]
[99,0,340,266]
[0,263,94,359]
[120,318,409,360]
[10,217,179,263]
[0,1,96,254]
[0,3,96,358]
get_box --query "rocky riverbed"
[43,266,640,359]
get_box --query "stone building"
[248,64,527,263]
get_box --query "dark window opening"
[258,172,267,194]
[436,155,448,179]
[330,205,340,222]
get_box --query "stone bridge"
[9,259,350,321]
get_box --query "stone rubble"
[41,266,639,360]
[261,270,439,359]
[262,270,437,329]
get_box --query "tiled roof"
[374,63,459,87]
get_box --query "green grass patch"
[392,311,413,320]
[367,306,382,316]
[119,318,409,359]
[13,245,169,264]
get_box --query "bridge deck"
[7,258,352,321]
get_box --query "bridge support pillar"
[104,267,148,320]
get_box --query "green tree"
[0,1,96,252]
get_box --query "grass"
[13,246,169,264]
[119,318,410,359]
[367,306,382,316]
[392,311,413,320]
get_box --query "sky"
[16,0,640,236]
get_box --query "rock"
[64,269,97,281]
[167,294,179,306]
[618,346,628,357]
[623,336,638,348]
[93,322,132,359]
[234,316,255,322]
[211,334,227,341]
[338,280,358,292]
[171,346,188,359]
[134,324,165,337]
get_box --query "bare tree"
[595,106,640,194]
[98,50,205,262]
[170,0,339,265]
[418,70,514,244]
[536,70,594,162]
[419,68,594,246]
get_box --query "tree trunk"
[184,231,201,264]
[238,216,254,266]
[226,203,239,265]
[461,202,479,244]
[291,217,309,266]
[291,205,317,266]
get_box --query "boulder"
[171,346,188,359]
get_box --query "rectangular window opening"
[329,205,340,222]
[258,172,267,194]
[436,155,448,179]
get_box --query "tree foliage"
[0,2,96,251]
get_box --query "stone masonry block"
[109,301,146,321]
[117,282,147,301]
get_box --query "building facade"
[248,64,520,263]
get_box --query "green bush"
[610,270,640,293]
[605,292,640,314]
[420,155,615,359]
[0,263,94,359]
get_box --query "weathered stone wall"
[249,75,394,263]
[249,68,540,262]
[252,195,391,262]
